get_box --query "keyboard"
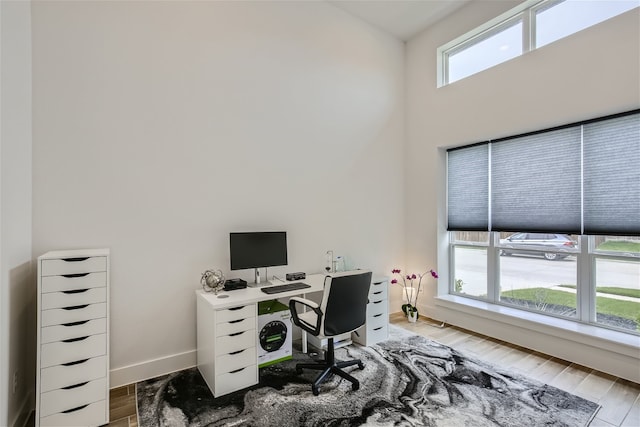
[260,282,311,294]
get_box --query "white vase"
[407,311,418,323]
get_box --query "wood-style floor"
[102,314,639,427]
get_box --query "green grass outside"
[557,285,640,299]
[501,288,640,321]
[596,240,640,253]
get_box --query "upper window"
[438,0,639,86]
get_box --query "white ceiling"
[329,0,473,41]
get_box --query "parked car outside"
[499,232,578,260]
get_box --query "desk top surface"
[196,273,327,310]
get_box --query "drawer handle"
[62,304,89,310]
[228,319,244,324]
[62,320,89,327]
[373,327,383,331]
[229,367,245,374]
[62,289,89,294]
[62,359,89,367]
[228,306,245,311]
[62,336,89,343]
[62,404,89,414]
[62,381,89,390]
[229,349,245,355]
[373,291,382,295]
[62,257,90,262]
[373,314,382,318]
[229,331,245,337]
[373,301,382,305]
[62,273,90,278]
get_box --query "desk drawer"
[366,324,388,343]
[367,312,388,330]
[40,377,106,418]
[41,303,106,328]
[216,305,256,324]
[39,399,106,427]
[215,329,255,356]
[41,272,107,294]
[216,346,256,374]
[216,317,255,337]
[40,356,107,393]
[41,318,107,344]
[42,288,106,310]
[367,300,388,317]
[215,365,257,396]
[369,285,388,301]
[41,257,107,277]
[41,334,106,368]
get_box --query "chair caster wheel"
[312,386,320,396]
[352,381,360,391]
[358,362,364,370]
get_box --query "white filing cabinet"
[36,249,110,427]
[352,276,389,346]
[197,300,258,397]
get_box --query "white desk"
[196,274,326,397]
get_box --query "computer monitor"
[230,232,288,283]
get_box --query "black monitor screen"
[229,232,288,271]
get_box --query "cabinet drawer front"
[369,285,388,301]
[41,272,107,294]
[39,399,106,427]
[41,257,107,277]
[215,365,258,396]
[42,287,106,311]
[216,317,255,337]
[40,356,107,393]
[40,377,106,418]
[41,318,107,344]
[367,324,388,343]
[367,312,388,330]
[216,346,256,374]
[41,334,106,368]
[368,299,388,316]
[215,329,255,356]
[216,305,256,324]
[41,303,106,328]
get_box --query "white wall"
[31,1,405,385]
[406,2,640,381]
[1,1,35,426]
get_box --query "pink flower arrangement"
[391,268,438,317]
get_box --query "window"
[438,0,639,86]
[447,110,640,335]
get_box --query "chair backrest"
[319,270,373,337]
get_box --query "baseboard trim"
[110,349,196,388]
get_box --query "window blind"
[447,110,639,236]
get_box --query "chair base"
[296,337,364,396]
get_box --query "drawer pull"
[373,314,382,318]
[62,358,89,367]
[229,306,245,311]
[373,326,383,331]
[373,301,383,305]
[229,367,245,374]
[228,319,244,324]
[229,349,245,355]
[229,331,245,337]
[62,336,89,343]
[62,320,89,327]
[62,273,90,278]
[61,381,89,390]
[62,257,90,262]
[62,288,89,294]
[62,304,89,310]
[373,291,382,295]
[62,404,89,414]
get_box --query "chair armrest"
[289,297,322,336]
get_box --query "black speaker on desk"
[286,272,306,281]
[224,278,247,291]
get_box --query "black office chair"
[288,270,372,395]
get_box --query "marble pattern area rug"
[136,326,599,426]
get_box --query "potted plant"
[391,268,438,322]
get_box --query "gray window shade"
[447,144,488,230]
[583,114,640,235]
[491,127,582,233]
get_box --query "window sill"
[435,294,640,358]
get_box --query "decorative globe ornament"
[201,269,226,294]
